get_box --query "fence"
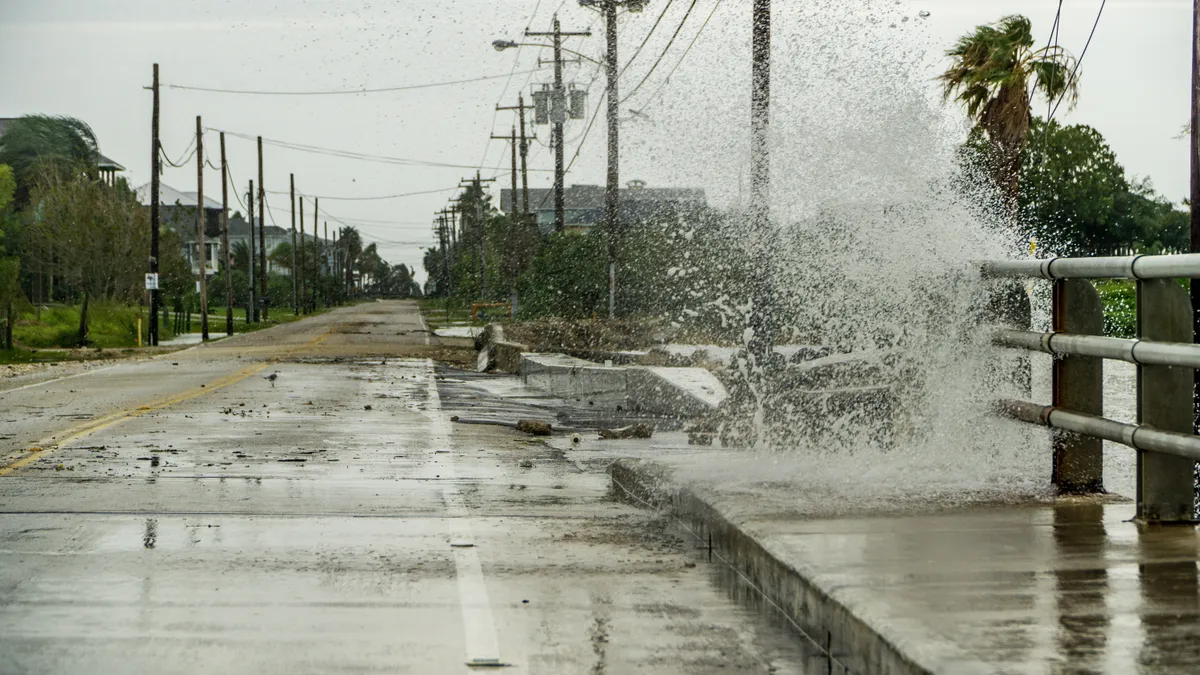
[983,253,1200,523]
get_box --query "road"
[0,301,820,674]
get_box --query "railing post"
[1137,278,1196,522]
[1052,278,1104,493]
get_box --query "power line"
[620,0,699,104]
[165,70,542,96]
[1048,0,1106,123]
[216,129,555,172]
[264,186,459,201]
[620,0,676,77]
[641,0,723,110]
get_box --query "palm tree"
[940,15,1079,210]
[0,115,100,207]
[339,227,362,294]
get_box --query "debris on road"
[518,459,534,468]
[598,424,654,440]
[516,420,552,436]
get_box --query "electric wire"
[620,0,698,104]
[263,186,458,201]
[1048,0,1106,123]
[619,0,675,77]
[641,0,723,111]
[165,70,542,96]
[217,129,554,172]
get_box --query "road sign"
[145,273,159,290]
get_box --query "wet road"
[0,301,820,674]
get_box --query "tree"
[940,15,1079,209]
[339,227,362,294]
[0,115,100,207]
[1014,118,1188,255]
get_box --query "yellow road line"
[0,330,333,477]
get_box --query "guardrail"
[984,253,1199,523]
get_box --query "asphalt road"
[0,301,822,674]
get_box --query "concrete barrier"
[519,353,628,407]
[626,366,728,418]
[516,353,729,417]
[609,458,926,675]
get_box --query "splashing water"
[640,1,1052,501]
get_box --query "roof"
[0,117,124,172]
[134,182,222,210]
[499,183,706,214]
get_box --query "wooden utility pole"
[196,116,208,341]
[220,132,233,336]
[496,96,533,217]
[298,197,306,313]
[459,173,497,299]
[291,174,298,316]
[257,136,268,320]
[248,180,257,322]
[747,0,775,362]
[1192,0,1200,434]
[149,63,161,346]
[603,0,620,319]
[313,198,320,310]
[527,18,591,232]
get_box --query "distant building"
[499,181,707,234]
[0,117,126,185]
[135,182,327,278]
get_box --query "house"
[135,182,325,278]
[499,180,707,234]
[0,117,126,185]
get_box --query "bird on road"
[264,372,280,387]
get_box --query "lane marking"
[417,310,432,346]
[424,359,503,668]
[0,364,121,398]
[0,331,332,477]
[0,362,271,476]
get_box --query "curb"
[608,458,929,675]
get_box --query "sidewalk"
[599,442,1200,674]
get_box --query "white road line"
[424,359,502,668]
[418,311,431,346]
[0,364,120,398]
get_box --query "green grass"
[11,303,178,349]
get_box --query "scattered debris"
[518,459,534,468]
[364,405,373,411]
[517,420,552,436]
[278,458,307,463]
[150,456,160,467]
[598,424,654,440]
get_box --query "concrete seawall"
[517,353,728,418]
[609,458,923,675]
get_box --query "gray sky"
[0,0,1191,282]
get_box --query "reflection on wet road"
[0,301,823,674]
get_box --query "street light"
[491,39,602,66]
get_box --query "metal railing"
[983,252,1200,523]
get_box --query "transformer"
[532,87,551,125]
[568,87,588,120]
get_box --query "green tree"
[0,115,100,207]
[940,15,1079,208]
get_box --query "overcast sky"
[0,0,1191,283]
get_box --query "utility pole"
[490,128,522,308]
[195,116,208,341]
[527,18,591,232]
[291,174,298,316]
[248,180,257,323]
[1191,0,1200,435]
[496,96,534,217]
[299,197,306,313]
[604,0,620,319]
[459,174,497,299]
[257,136,268,321]
[220,132,233,336]
[449,204,459,246]
[747,0,775,363]
[313,198,320,309]
[149,63,161,346]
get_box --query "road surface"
[0,301,821,674]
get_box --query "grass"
[11,303,178,349]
